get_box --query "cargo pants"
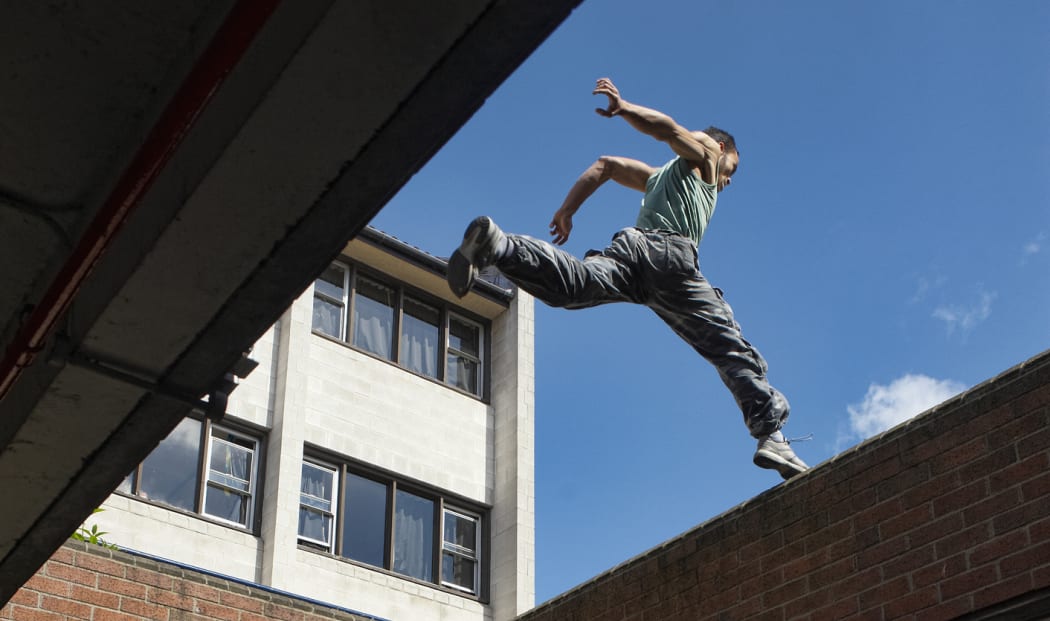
[494,227,789,438]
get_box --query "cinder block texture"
[517,350,1050,621]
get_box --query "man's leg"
[649,264,808,478]
[448,217,641,308]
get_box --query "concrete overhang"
[0,0,580,605]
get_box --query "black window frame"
[311,261,490,400]
[117,416,265,533]
[297,454,489,600]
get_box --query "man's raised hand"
[593,77,623,118]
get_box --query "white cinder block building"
[92,227,535,621]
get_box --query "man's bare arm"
[593,78,721,173]
[549,156,654,245]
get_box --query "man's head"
[702,125,739,191]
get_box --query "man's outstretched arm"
[549,155,653,245]
[593,78,721,170]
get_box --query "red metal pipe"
[0,0,281,401]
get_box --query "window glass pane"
[342,473,388,567]
[204,486,248,525]
[352,277,395,359]
[441,553,477,592]
[447,354,479,394]
[401,297,439,378]
[312,297,342,338]
[315,265,345,300]
[208,435,253,492]
[139,418,202,512]
[299,462,336,547]
[443,511,477,553]
[448,316,479,357]
[204,431,255,525]
[393,490,434,582]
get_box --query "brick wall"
[2,541,381,621]
[518,350,1050,621]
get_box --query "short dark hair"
[703,126,737,154]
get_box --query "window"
[118,419,261,529]
[442,508,480,593]
[312,264,348,339]
[299,461,337,549]
[297,458,485,597]
[311,262,488,397]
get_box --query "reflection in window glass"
[312,264,347,339]
[442,509,479,592]
[401,297,440,378]
[299,462,336,549]
[393,490,434,582]
[343,473,388,568]
[447,315,481,394]
[139,418,202,512]
[353,277,395,359]
[203,430,256,526]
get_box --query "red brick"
[1017,424,1050,459]
[881,544,935,579]
[963,487,1021,527]
[879,503,932,540]
[98,575,147,600]
[999,540,1050,577]
[120,598,170,621]
[50,548,76,566]
[930,436,987,476]
[180,582,224,605]
[828,566,881,601]
[1029,515,1050,542]
[932,478,988,518]
[6,606,63,621]
[939,564,998,601]
[934,523,991,560]
[147,588,195,612]
[913,553,968,589]
[876,463,932,503]
[125,568,173,590]
[882,586,939,618]
[5,590,39,608]
[957,445,1019,484]
[22,576,69,598]
[859,576,909,611]
[44,563,97,588]
[857,534,909,568]
[762,576,806,608]
[993,497,1049,535]
[74,555,125,579]
[70,585,119,610]
[900,471,960,510]
[914,595,973,621]
[854,498,903,532]
[990,451,1049,493]
[262,604,305,621]
[93,609,143,621]
[39,595,91,620]
[809,598,860,621]
[972,572,1033,610]
[969,529,1029,567]
[1022,471,1050,502]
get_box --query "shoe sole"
[447,249,476,298]
[448,217,493,298]
[753,451,806,480]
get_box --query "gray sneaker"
[753,431,809,479]
[448,216,507,298]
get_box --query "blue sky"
[371,0,1050,604]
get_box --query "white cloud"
[932,287,996,336]
[1021,232,1045,265]
[837,374,966,450]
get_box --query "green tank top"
[635,157,718,247]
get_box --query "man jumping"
[447,78,808,479]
